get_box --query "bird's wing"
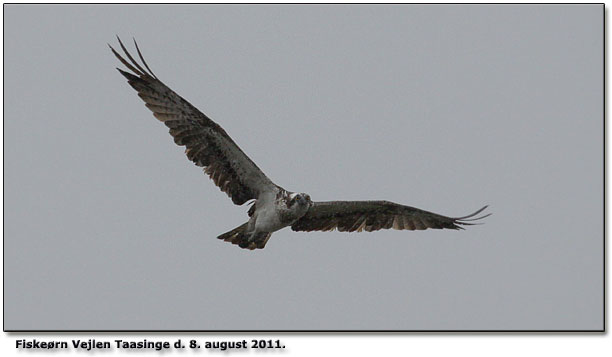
[291,201,489,232]
[110,38,277,205]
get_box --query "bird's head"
[288,192,312,210]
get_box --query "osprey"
[110,38,490,250]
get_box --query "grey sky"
[4,4,603,330]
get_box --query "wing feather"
[292,201,490,233]
[110,38,277,205]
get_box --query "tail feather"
[217,223,272,250]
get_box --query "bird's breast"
[253,206,284,233]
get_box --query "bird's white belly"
[253,207,284,233]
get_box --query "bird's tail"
[217,223,272,250]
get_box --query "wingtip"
[453,205,491,226]
[132,36,157,79]
[115,35,125,49]
[110,36,150,77]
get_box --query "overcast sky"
[4,4,603,330]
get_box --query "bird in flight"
[110,37,490,250]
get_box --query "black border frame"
[3,2,606,333]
